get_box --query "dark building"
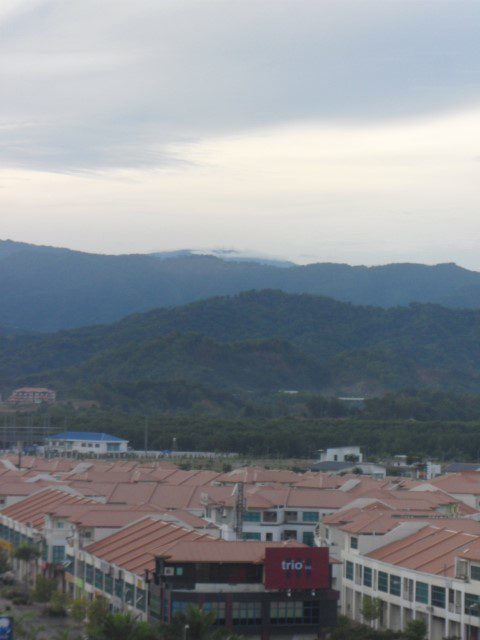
[149,541,338,639]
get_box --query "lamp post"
[183,624,190,640]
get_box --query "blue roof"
[45,431,127,443]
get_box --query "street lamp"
[183,624,190,640]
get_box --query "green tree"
[403,620,427,640]
[14,543,40,590]
[361,596,382,624]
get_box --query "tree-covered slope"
[3,290,480,401]
[3,239,480,331]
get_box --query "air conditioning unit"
[163,567,174,576]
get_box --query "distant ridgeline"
[2,239,480,331]
[2,288,480,408]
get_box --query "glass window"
[350,537,358,550]
[283,530,297,541]
[104,574,113,595]
[125,583,134,605]
[363,566,372,587]
[431,586,445,609]
[345,561,354,581]
[284,511,298,523]
[136,588,146,612]
[114,578,124,599]
[172,601,188,617]
[471,565,480,581]
[232,601,262,625]
[203,602,226,626]
[85,564,94,585]
[243,511,261,522]
[378,571,388,593]
[416,582,429,604]
[52,546,65,564]
[94,568,103,590]
[302,532,314,546]
[270,601,303,625]
[390,575,401,597]
[242,532,261,541]
[465,593,480,616]
[263,511,277,523]
[302,511,319,523]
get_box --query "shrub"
[34,576,57,602]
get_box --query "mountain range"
[2,239,480,331]
[3,289,480,407]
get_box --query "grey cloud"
[1,0,480,170]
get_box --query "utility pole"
[234,482,246,540]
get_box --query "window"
[431,586,445,609]
[232,601,262,625]
[263,511,277,523]
[124,583,134,605]
[302,511,319,523]
[56,521,64,529]
[136,588,146,612]
[415,582,429,604]
[345,561,354,581]
[104,575,113,595]
[363,566,372,587]
[85,564,94,585]
[270,601,303,625]
[95,444,100,448]
[52,545,65,564]
[81,443,86,447]
[203,602,226,625]
[283,530,297,541]
[171,601,188,617]
[114,578,124,599]
[350,537,358,550]
[284,511,298,523]
[242,532,261,541]
[465,593,480,616]
[378,571,388,593]
[389,575,401,597]
[302,532,314,546]
[94,568,103,590]
[471,565,480,581]
[243,511,261,522]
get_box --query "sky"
[1,0,480,266]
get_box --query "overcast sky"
[1,0,480,266]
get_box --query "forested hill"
[3,290,480,403]
[3,239,480,331]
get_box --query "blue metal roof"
[45,431,127,442]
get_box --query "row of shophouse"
[2,456,480,638]
[315,471,480,640]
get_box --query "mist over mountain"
[2,239,480,332]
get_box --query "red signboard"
[264,547,330,590]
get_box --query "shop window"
[203,602,226,625]
[232,601,261,625]
[270,601,303,625]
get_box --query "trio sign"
[264,547,330,590]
